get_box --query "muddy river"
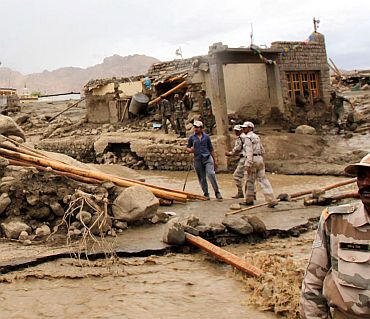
[0,171,358,318]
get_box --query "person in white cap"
[300,153,370,318]
[186,120,223,201]
[225,124,246,198]
[241,121,277,207]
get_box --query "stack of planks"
[0,136,206,203]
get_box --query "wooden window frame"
[287,71,320,105]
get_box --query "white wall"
[222,64,270,114]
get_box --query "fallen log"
[226,200,281,216]
[0,147,188,202]
[185,233,262,277]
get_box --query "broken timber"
[185,233,262,277]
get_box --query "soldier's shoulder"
[322,204,356,221]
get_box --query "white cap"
[233,125,242,131]
[241,121,254,128]
[193,120,203,128]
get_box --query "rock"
[209,222,226,235]
[27,206,51,219]
[229,203,241,210]
[162,217,186,245]
[295,125,316,135]
[49,201,65,217]
[0,193,11,214]
[243,215,266,233]
[18,230,29,241]
[73,229,82,236]
[222,217,253,235]
[23,239,32,246]
[112,186,159,223]
[183,225,200,236]
[195,224,212,236]
[71,221,82,229]
[182,214,199,228]
[361,84,369,91]
[0,114,26,141]
[1,220,31,239]
[76,211,92,225]
[26,194,39,206]
[35,225,51,237]
[151,211,170,224]
[88,214,112,235]
[113,220,128,230]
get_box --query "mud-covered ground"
[0,170,359,319]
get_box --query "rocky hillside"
[0,54,159,95]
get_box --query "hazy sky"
[0,0,369,74]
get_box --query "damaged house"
[81,31,330,170]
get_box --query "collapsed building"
[78,31,331,170]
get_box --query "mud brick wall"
[147,58,198,79]
[271,33,330,108]
[38,136,97,162]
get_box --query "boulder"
[49,201,65,217]
[151,211,170,224]
[1,219,31,239]
[0,114,26,141]
[295,125,316,135]
[0,193,11,214]
[209,222,226,236]
[162,217,186,245]
[27,206,51,220]
[112,186,159,223]
[18,230,29,241]
[113,220,128,230]
[222,216,253,235]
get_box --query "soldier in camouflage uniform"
[225,125,246,198]
[330,91,354,135]
[300,153,370,318]
[160,98,176,134]
[173,94,186,138]
[200,90,216,135]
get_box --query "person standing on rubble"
[225,125,247,199]
[330,91,354,135]
[186,120,223,201]
[160,98,176,134]
[241,121,277,207]
[173,93,186,138]
[200,90,216,135]
[300,153,370,319]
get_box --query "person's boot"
[232,190,244,199]
[240,197,254,206]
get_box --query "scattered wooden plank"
[185,233,263,277]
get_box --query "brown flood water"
[0,170,357,318]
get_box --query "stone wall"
[272,32,330,110]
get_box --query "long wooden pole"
[0,147,187,202]
[7,158,101,184]
[48,98,85,122]
[226,178,357,216]
[148,81,187,106]
[185,233,263,277]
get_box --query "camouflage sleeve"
[230,138,242,155]
[299,214,331,318]
[243,138,253,167]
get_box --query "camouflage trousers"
[175,117,186,134]
[162,115,176,134]
[233,157,247,195]
[244,156,274,202]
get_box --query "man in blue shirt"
[186,120,222,201]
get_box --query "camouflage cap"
[344,153,370,176]
[233,125,242,131]
[241,121,254,128]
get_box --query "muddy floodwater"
[0,170,358,318]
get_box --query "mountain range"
[0,54,160,95]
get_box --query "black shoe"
[232,193,244,199]
[204,194,210,200]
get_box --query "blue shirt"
[187,132,213,160]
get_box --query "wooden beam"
[148,81,187,106]
[185,233,263,277]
